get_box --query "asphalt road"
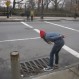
[0,20,79,79]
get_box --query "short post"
[10,51,21,79]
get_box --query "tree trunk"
[54,0,58,10]
[13,0,16,9]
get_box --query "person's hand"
[47,41,53,44]
[60,35,65,38]
[62,35,64,38]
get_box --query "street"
[0,20,79,78]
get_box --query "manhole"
[20,57,49,77]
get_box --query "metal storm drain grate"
[20,57,49,77]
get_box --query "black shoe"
[54,64,59,69]
[43,66,53,71]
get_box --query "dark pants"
[27,15,30,21]
[31,16,33,21]
[49,39,64,67]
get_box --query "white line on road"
[21,22,33,28]
[63,45,79,58]
[34,29,40,33]
[45,21,79,32]
[21,22,40,33]
[21,22,79,58]
[0,37,40,43]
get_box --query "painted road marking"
[34,29,40,33]
[0,37,40,43]
[21,22,40,33]
[63,45,79,58]
[21,22,79,58]
[45,21,79,32]
[21,22,33,28]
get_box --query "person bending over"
[40,30,65,71]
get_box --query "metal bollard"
[10,51,21,79]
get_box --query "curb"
[0,18,79,22]
[25,62,79,79]
[0,19,25,22]
[42,19,79,21]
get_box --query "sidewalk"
[0,16,79,22]
[0,16,25,22]
[23,63,79,79]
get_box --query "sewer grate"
[20,57,49,77]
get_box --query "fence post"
[10,51,21,79]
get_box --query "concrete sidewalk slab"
[32,67,79,79]
[24,63,79,79]
[0,16,79,22]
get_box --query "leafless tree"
[51,0,64,10]
[13,0,16,9]
[61,0,65,9]
[65,0,79,12]
[26,0,35,9]
[43,0,52,10]
[38,0,65,10]
[13,0,24,9]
